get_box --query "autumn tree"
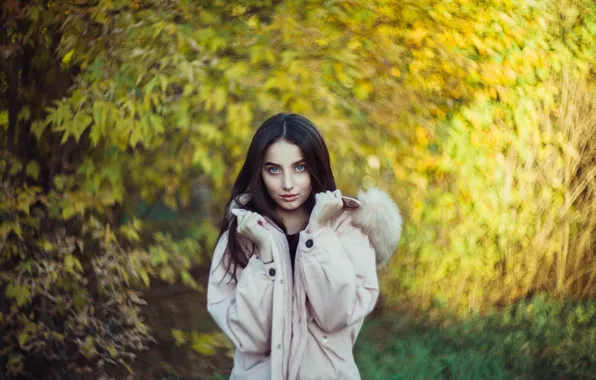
[1,0,594,378]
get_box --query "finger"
[335,190,343,205]
[239,212,254,228]
[236,215,245,233]
[237,212,246,225]
[246,213,258,226]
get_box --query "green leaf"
[6,283,32,307]
[17,201,30,216]
[17,106,31,122]
[181,271,199,290]
[26,161,40,181]
[9,161,22,177]
[89,58,104,81]
[158,74,168,93]
[30,120,47,141]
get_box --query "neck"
[277,206,310,235]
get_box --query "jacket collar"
[229,187,402,268]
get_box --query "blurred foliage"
[0,178,152,376]
[171,328,233,358]
[356,294,596,379]
[1,0,595,377]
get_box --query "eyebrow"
[263,159,306,166]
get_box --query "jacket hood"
[229,187,402,268]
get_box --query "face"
[262,139,312,213]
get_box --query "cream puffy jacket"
[207,188,402,380]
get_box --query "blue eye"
[296,164,306,172]
[268,167,280,174]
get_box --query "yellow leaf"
[82,335,96,358]
[106,343,118,357]
[415,127,429,147]
[410,27,428,45]
[334,64,352,87]
[353,83,373,100]
[213,87,226,112]
[74,257,83,272]
[62,204,76,220]
[171,329,186,346]
[7,354,23,373]
[18,332,29,348]
[140,270,150,287]
[42,241,53,251]
[64,254,75,273]
[191,332,216,356]
[104,224,115,246]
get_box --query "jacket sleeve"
[206,231,276,353]
[299,213,379,333]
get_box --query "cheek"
[299,174,312,190]
[262,174,278,194]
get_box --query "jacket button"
[305,239,314,248]
[268,268,276,276]
[323,335,328,342]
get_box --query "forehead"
[264,139,304,165]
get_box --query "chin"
[276,200,305,211]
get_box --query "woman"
[207,113,402,380]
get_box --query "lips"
[281,194,298,201]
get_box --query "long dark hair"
[216,113,336,281]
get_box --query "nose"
[282,172,293,191]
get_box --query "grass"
[355,294,596,380]
[205,294,595,379]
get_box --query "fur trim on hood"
[229,187,402,268]
[350,187,402,268]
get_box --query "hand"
[309,190,344,232]
[236,211,272,261]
